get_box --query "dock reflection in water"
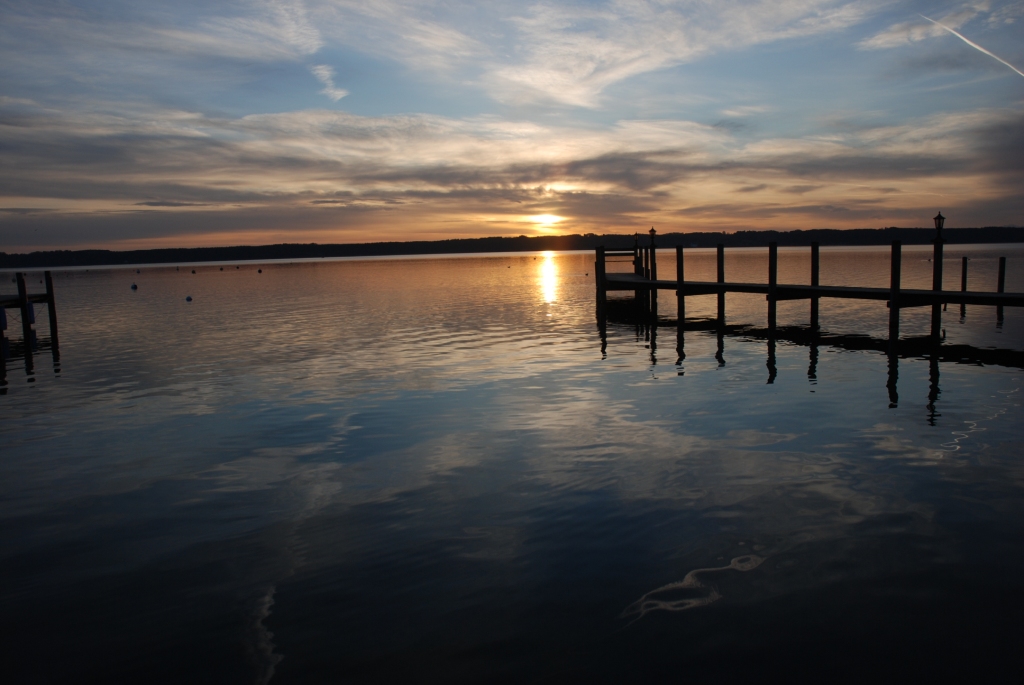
[2,248,1024,683]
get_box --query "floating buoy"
[236,266,239,269]
[192,269,196,274]
[131,283,137,290]
[136,269,140,274]
[258,269,262,273]
[186,296,193,302]
[220,267,223,271]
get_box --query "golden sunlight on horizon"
[530,214,565,233]
[539,250,558,304]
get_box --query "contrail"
[920,14,1024,79]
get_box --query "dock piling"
[675,245,684,323]
[716,244,725,327]
[998,256,1006,324]
[810,242,820,331]
[931,219,944,339]
[0,305,7,365]
[649,229,657,316]
[767,242,778,333]
[960,257,968,319]
[16,273,34,372]
[44,270,59,360]
[889,241,902,346]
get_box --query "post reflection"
[887,352,899,409]
[928,352,941,426]
[675,320,685,374]
[539,251,558,304]
[596,309,1022,422]
[808,342,818,384]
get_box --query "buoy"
[186,296,193,302]
[236,266,239,269]
[131,283,137,290]
[258,269,262,273]
[192,269,196,274]
[220,267,223,271]
[136,269,140,274]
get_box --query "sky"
[1,0,1023,251]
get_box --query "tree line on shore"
[2,226,1022,269]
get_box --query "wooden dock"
[1,271,59,379]
[595,223,1018,340]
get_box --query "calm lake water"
[3,245,1024,683]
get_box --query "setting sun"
[530,214,565,227]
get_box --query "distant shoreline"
[2,227,1022,270]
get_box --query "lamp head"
[934,212,945,231]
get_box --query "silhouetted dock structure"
[595,218,1021,340]
[1,271,59,385]
[595,217,1023,419]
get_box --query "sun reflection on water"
[539,251,558,303]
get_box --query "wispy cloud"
[920,13,1024,78]
[2,95,1021,249]
[310,65,349,101]
[482,1,881,107]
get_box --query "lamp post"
[931,212,945,338]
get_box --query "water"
[2,245,1024,683]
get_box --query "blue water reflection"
[1,247,1023,682]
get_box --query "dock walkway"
[595,224,1019,339]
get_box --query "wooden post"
[16,272,34,372]
[643,246,650,315]
[767,242,778,333]
[649,233,658,316]
[717,243,725,327]
[889,241,901,346]
[675,245,684,324]
[810,242,820,331]
[595,247,607,319]
[1,304,7,364]
[44,270,59,357]
[931,228,943,339]
[997,256,1006,324]
[633,234,642,312]
[959,257,967,319]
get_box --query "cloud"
[858,2,1000,50]
[310,65,349,101]
[919,13,1024,78]
[2,95,1022,249]
[299,1,882,108]
[482,0,881,107]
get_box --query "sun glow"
[539,251,558,303]
[530,214,565,228]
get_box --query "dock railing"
[1,271,59,377]
[595,228,1022,338]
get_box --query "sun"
[529,214,564,228]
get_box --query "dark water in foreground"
[2,245,1024,683]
